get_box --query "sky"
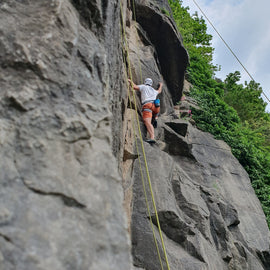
[181,0,270,112]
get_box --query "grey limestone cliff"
[0,0,269,270]
[122,0,270,270]
[0,0,131,269]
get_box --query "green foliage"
[161,8,170,17]
[224,72,268,122]
[169,0,270,227]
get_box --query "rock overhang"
[134,0,189,104]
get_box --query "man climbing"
[128,78,163,144]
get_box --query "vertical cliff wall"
[122,0,270,270]
[0,0,270,270]
[0,1,131,269]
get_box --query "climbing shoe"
[146,139,156,144]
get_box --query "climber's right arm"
[128,79,140,91]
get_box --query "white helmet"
[144,78,153,86]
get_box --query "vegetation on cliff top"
[169,0,270,226]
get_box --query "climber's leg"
[143,117,155,140]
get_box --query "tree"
[224,72,267,123]
[169,0,270,227]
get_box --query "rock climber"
[128,78,163,144]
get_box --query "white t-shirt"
[138,84,158,104]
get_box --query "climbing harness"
[142,99,160,107]
[142,107,153,113]
[119,1,171,270]
[142,100,155,106]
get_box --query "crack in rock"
[0,233,14,245]
[22,180,86,209]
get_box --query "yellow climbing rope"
[119,7,164,270]
[119,1,171,269]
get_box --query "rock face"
[134,0,188,105]
[121,1,270,270]
[0,0,131,269]
[0,0,269,270]
[130,118,270,269]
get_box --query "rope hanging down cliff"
[119,1,171,270]
[191,0,270,104]
[119,5,164,270]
